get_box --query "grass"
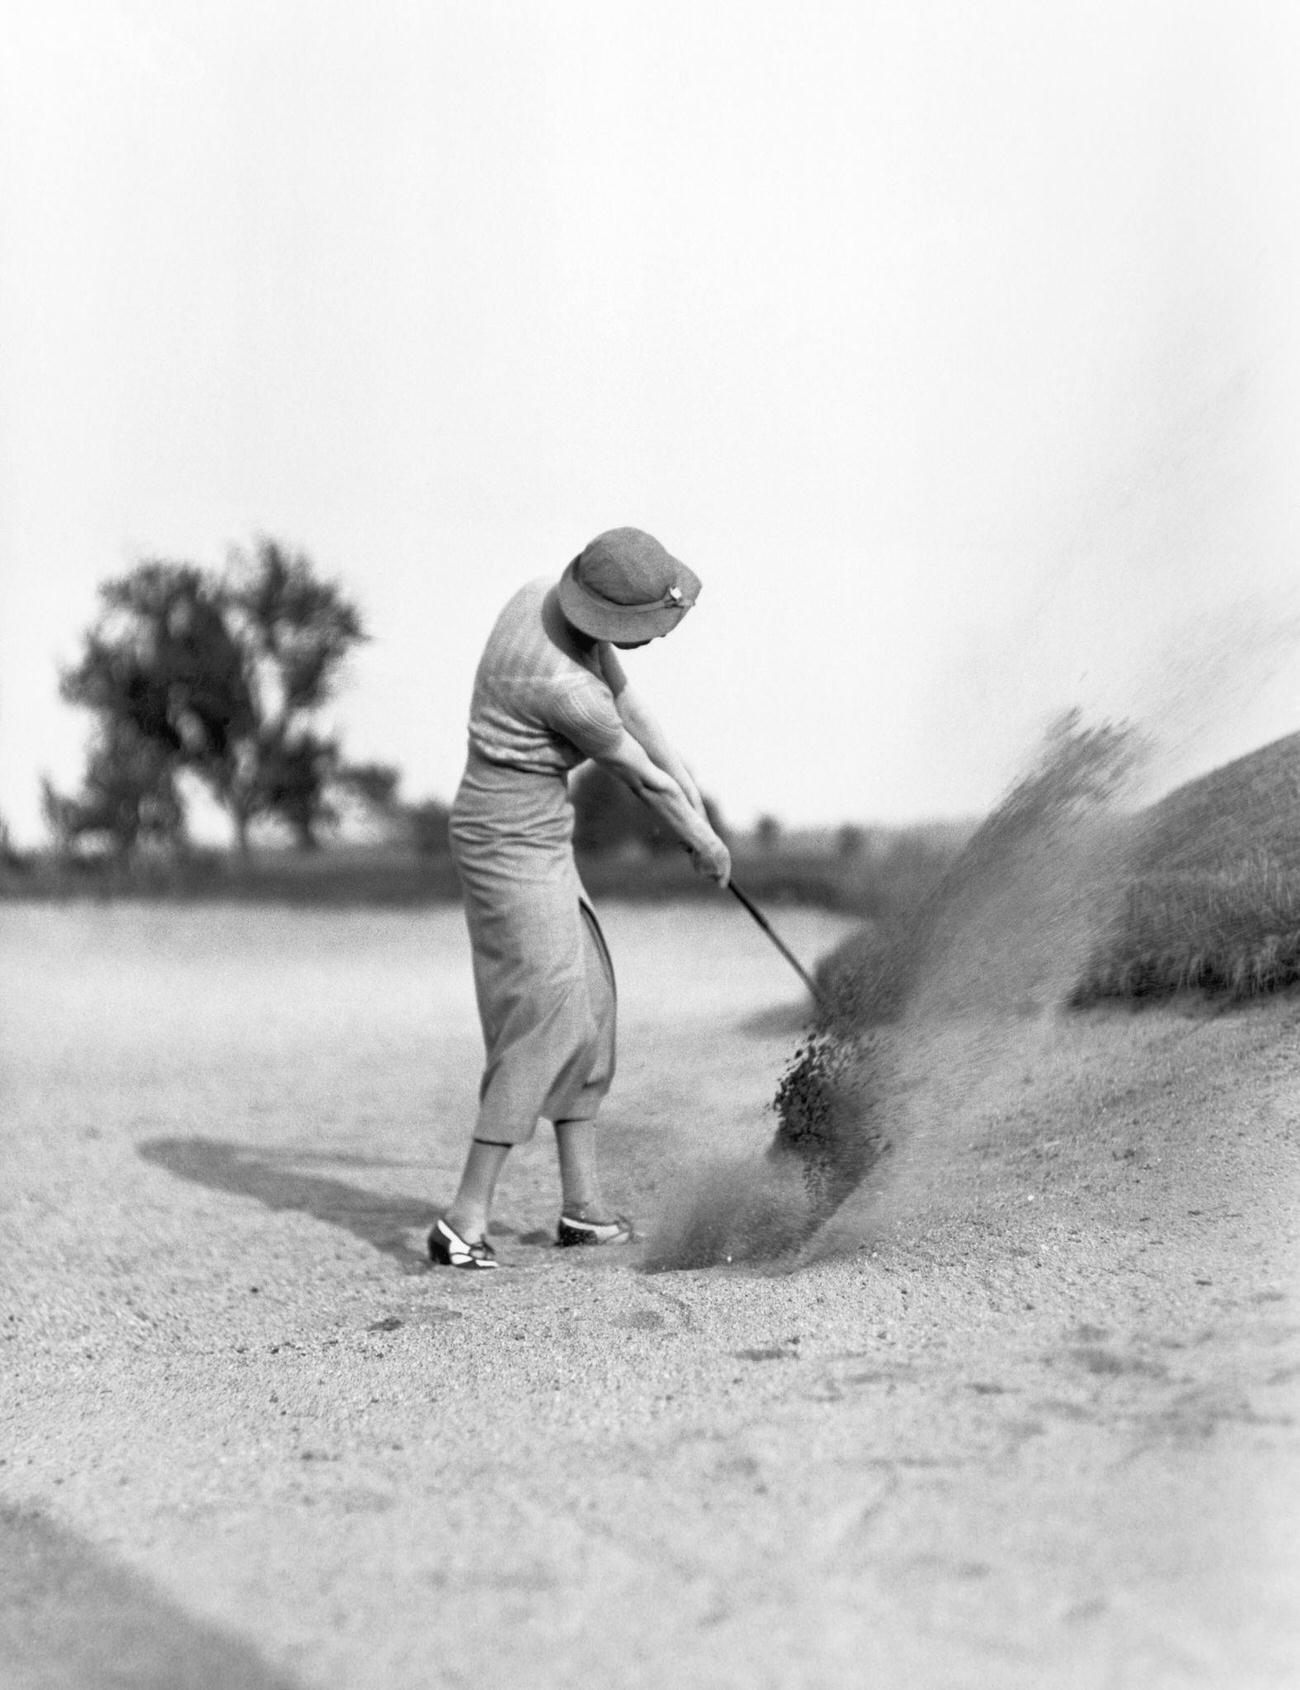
[1071,859,1300,1002]
[1072,731,1300,1004]
[1132,731,1300,874]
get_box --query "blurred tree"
[335,760,402,815]
[0,811,22,867]
[222,538,367,851]
[405,796,452,857]
[225,538,364,724]
[58,541,367,855]
[41,722,185,861]
[60,559,254,850]
[754,813,783,852]
[332,762,451,855]
[254,727,342,851]
[60,561,252,763]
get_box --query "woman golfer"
[431,528,731,1270]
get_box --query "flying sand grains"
[645,711,1146,1273]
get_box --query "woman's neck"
[542,585,597,658]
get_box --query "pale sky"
[2,0,1297,845]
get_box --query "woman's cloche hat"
[557,527,702,642]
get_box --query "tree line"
[44,539,412,860]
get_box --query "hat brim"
[556,558,702,642]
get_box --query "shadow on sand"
[736,999,814,1039]
[0,1502,304,1690]
[138,1137,448,1274]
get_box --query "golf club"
[726,877,826,1009]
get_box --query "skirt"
[448,750,616,1145]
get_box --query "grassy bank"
[812,730,1300,1014]
[1073,731,1300,1004]
[1070,862,1300,1002]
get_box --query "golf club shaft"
[726,878,824,1006]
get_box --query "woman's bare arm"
[593,730,730,885]
[611,683,708,817]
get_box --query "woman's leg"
[553,1118,610,1220]
[444,1139,512,1241]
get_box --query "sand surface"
[1,901,1298,1689]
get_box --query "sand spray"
[644,709,1147,1270]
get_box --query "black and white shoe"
[428,1217,499,1270]
[556,1214,639,1248]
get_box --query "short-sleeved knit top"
[465,578,629,774]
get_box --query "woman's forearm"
[596,734,714,851]
[617,690,705,811]
[595,730,730,884]
[636,771,715,852]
